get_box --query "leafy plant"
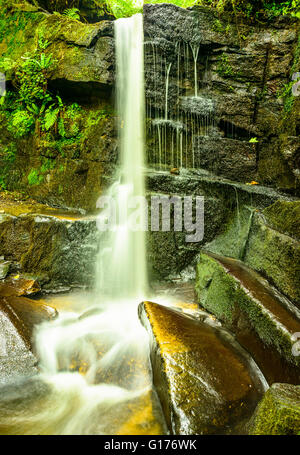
[217,53,234,77]
[44,105,60,131]
[27,168,44,186]
[63,8,81,20]
[8,110,35,138]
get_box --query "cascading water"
[96,13,148,300]
[146,41,216,170]
[0,14,166,436]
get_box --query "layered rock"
[0,1,117,211]
[196,251,300,383]
[144,4,300,192]
[0,198,99,290]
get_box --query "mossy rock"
[263,200,300,239]
[196,252,300,370]
[249,383,300,435]
[244,212,300,306]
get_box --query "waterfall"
[96,14,148,300]
[191,44,199,97]
[165,62,172,120]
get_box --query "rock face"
[139,301,267,435]
[0,198,99,290]
[0,1,299,213]
[144,4,300,193]
[249,383,300,435]
[196,251,300,384]
[244,210,300,306]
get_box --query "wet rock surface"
[0,284,56,385]
[144,4,299,192]
[196,251,300,383]
[0,295,56,349]
[0,197,99,290]
[249,383,300,435]
[139,301,267,435]
[244,211,300,306]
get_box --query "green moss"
[196,254,237,324]
[263,201,300,239]
[250,384,300,435]
[27,169,44,186]
[216,53,235,78]
[244,213,300,306]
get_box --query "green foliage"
[3,144,17,163]
[217,53,234,77]
[103,0,300,19]
[44,105,60,131]
[8,110,35,138]
[62,8,81,20]
[27,168,44,186]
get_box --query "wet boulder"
[244,210,300,306]
[0,295,57,349]
[0,294,56,384]
[0,204,99,291]
[139,301,267,435]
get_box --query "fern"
[58,117,65,137]
[44,107,60,131]
[63,8,81,20]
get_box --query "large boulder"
[139,301,267,435]
[244,211,300,306]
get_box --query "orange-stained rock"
[139,301,267,435]
[0,276,41,297]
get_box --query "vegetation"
[30,1,300,20]
[101,0,300,19]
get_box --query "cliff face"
[0,1,299,283]
[144,4,299,191]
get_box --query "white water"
[96,14,148,300]
[0,14,163,436]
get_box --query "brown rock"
[139,301,267,435]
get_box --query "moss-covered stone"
[244,212,300,306]
[249,383,300,435]
[263,200,300,239]
[196,252,300,371]
[0,197,100,289]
